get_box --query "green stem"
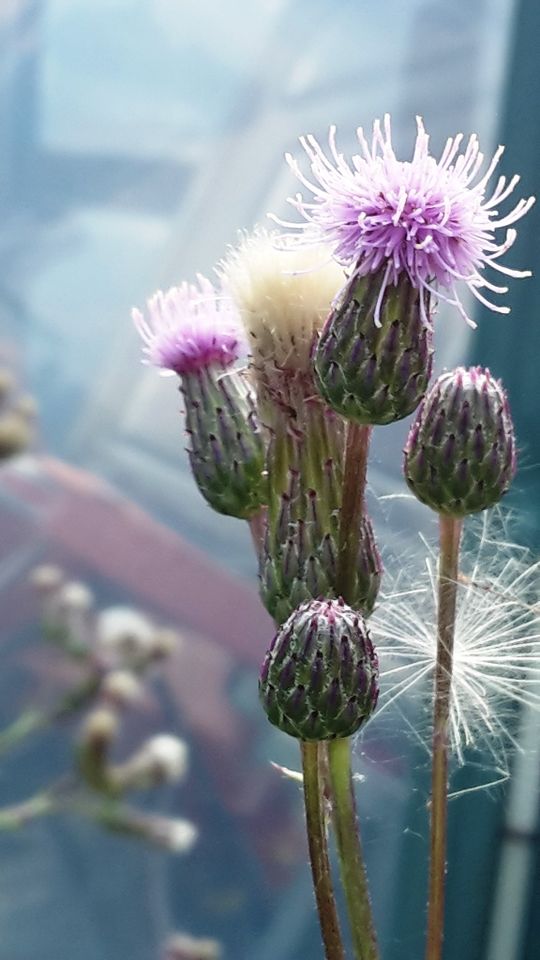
[336,423,372,600]
[301,741,345,960]
[0,778,76,829]
[425,515,462,960]
[331,421,378,960]
[0,672,101,758]
[328,738,378,960]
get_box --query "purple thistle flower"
[132,274,246,376]
[273,115,535,327]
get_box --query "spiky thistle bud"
[222,232,382,621]
[404,366,516,517]
[314,270,433,424]
[259,598,379,741]
[132,275,265,519]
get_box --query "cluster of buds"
[128,113,534,957]
[16,566,197,853]
[0,367,36,461]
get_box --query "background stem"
[328,737,378,960]
[425,514,462,960]
[301,741,345,960]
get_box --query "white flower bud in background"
[114,734,189,792]
[29,564,65,594]
[97,807,197,853]
[80,707,118,750]
[150,627,180,660]
[57,581,94,613]
[95,606,155,667]
[100,670,143,709]
[142,734,188,783]
[163,932,222,960]
[153,817,198,854]
[78,707,118,791]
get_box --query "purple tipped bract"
[132,275,246,376]
[275,115,535,326]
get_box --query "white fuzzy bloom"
[29,564,64,593]
[221,229,343,373]
[148,817,199,853]
[100,670,143,708]
[142,734,189,783]
[372,512,540,771]
[57,581,94,612]
[96,606,155,665]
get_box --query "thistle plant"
[131,113,535,960]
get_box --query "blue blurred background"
[0,1,539,958]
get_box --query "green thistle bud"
[133,276,266,520]
[222,231,382,618]
[404,366,516,517]
[314,270,433,425]
[259,598,379,741]
[259,382,382,623]
[181,368,265,519]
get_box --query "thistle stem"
[301,741,345,960]
[336,424,372,599]
[331,421,378,960]
[425,514,462,960]
[328,737,378,960]
[248,507,267,558]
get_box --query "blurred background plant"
[0,564,197,855]
[1,1,540,959]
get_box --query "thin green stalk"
[0,672,101,757]
[0,777,76,829]
[301,741,346,960]
[328,737,378,960]
[330,421,379,960]
[425,515,462,960]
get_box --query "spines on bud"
[314,271,433,425]
[403,366,516,517]
[259,598,379,741]
[181,366,266,519]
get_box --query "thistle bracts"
[404,366,516,517]
[259,598,379,741]
[314,270,433,425]
[259,375,382,623]
[133,275,266,520]
[181,367,265,519]
[223,232,382,620]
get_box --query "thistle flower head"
[221,229,343,373]
[372,513,540,769]
[260,597,379,741]
[276,115,535,326]
[404,365,516,517]
[132,274,246,376]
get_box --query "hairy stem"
[248,507,267,558]
[425,515,462,960]
[328,737,378,960]
[331,422,378,959]
[336,423,372,600]
[301,741,345,960]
